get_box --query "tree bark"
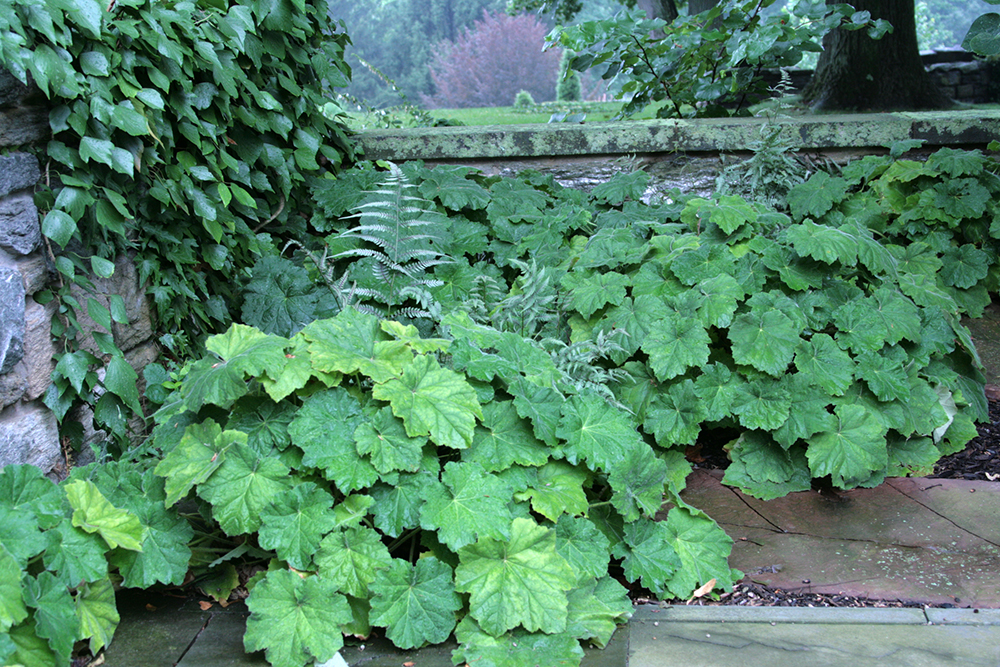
[801,0,952,111]
[635,0,678,22]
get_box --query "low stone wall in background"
[0,69,158,477]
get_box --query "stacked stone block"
[0,69,158,476]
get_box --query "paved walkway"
[103,476,1000,667]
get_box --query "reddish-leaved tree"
[423,11,561,108]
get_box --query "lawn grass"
[345,99,671,130]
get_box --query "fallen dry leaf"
[198,600,213,611]
[686,578,717,604]
[403,662,415,667]
[145,604,157,612]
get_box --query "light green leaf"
[0,545,27,632]
[43,521,110,587]
[729,308,800,376]
[610,519,681,595]
[565,577,631,648]
[354,406,426,474]
[794,334,854,396]
[554,515,611,582]
[419,462,512,551]
[24,572,77,662]
[455,518,576,636]
[454,618,584,667]
[642,311,710,381]
[64,480,143,552]
[786,172,849,221]
[303,308,410,383]
[154,420,240,507]
[42,210,77,248]
[806,404,888,488]
[244,570,352,667]
[289,388,378,492]
[557,393,644,472]
[369,471,430,538]
[608,445,668,522]
[369,558,461,649]
[315,525,393,598]
[75,577,119,654]
[373,355,482,450]
[259,483,337,570]
[561,271,630,319]
[511,377,563,445]
[662,507,737,599]
[198,444,294,535]
[181,324,289,411]
[522,461,589,522]
[465,400,550,472]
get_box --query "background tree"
[329,0,503,107]
[802,0,952,111]
[557,49,584,100]
[423,10,563,107]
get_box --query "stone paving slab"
[628,616,1000,667]
[680,469,1000,607]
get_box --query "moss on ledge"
[357,110,1000,161]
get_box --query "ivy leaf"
[24,573,77,662]
[369,557,461,649]
[373,355,482,450]
[0,545,27,632]
[794,334,854,396]
[455,518,576,636]
[806,404,888,488]
[259,483,337,570]
[419,462,512,551]
[641,311,710,381]
[181,324,289,411]
[289,388,378,492]
[354,406,426,474]
[244,570,352,667]
[75,577,119,654]
[465,400,550,472]
[522,461,589,522]
[662,507,737,600]
[786,172,849,221]
[561,271,630,319]
[554,515,611,582]
[64,480,143,552]
[315,525,393,598]
[303,307,409,383]
[729,308,800,376]
[611,519,680,595]
[557,393,644,472]
[198,443,294,535]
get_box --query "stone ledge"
[357,110,1000,162]
[636,604,929,625]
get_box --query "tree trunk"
[801,0,952,111]
[688,0,719,15]
[636,0,678,22]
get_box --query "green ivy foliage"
[0,0,355,444]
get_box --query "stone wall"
[0,70,158,476]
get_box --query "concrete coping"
[356,110,1000,162]
[635,604,1000,626]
